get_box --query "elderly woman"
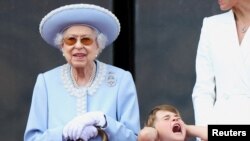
[24,3,140,141]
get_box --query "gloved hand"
[63,125,98,141]
[79,125,98,141]
[63,111,106,140]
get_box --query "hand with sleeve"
[63,111,107,140]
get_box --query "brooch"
[106,72,116,87]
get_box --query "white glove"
[63,111,106,140]
[80,125,98,141]
[62,126,98,141]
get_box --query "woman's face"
[61,25,99,68]
[154,110,186,141]
[218,0,238,11]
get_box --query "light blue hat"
[39,3,121,48]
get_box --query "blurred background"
[0,0,222,140]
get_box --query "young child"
[138,104,207,141]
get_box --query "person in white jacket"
[192,0,250,130]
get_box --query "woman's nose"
[74,40,84,49]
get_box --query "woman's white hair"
[54,26,108,53]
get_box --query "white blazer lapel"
[225,10,250,90]
[220,10,250,90]
[240,29,250,90]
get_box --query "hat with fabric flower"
[39,3,121,48]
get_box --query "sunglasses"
[63,36,94,46]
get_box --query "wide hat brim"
[39,4,120,48]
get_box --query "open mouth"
[172,123,182,133]
[73,53,85,57]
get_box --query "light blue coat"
[24,60,140,141]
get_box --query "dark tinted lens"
[81,37,93,45]
[63,37,77,46]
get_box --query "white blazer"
[192,10,250,125]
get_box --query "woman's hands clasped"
[63,111,107,141]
